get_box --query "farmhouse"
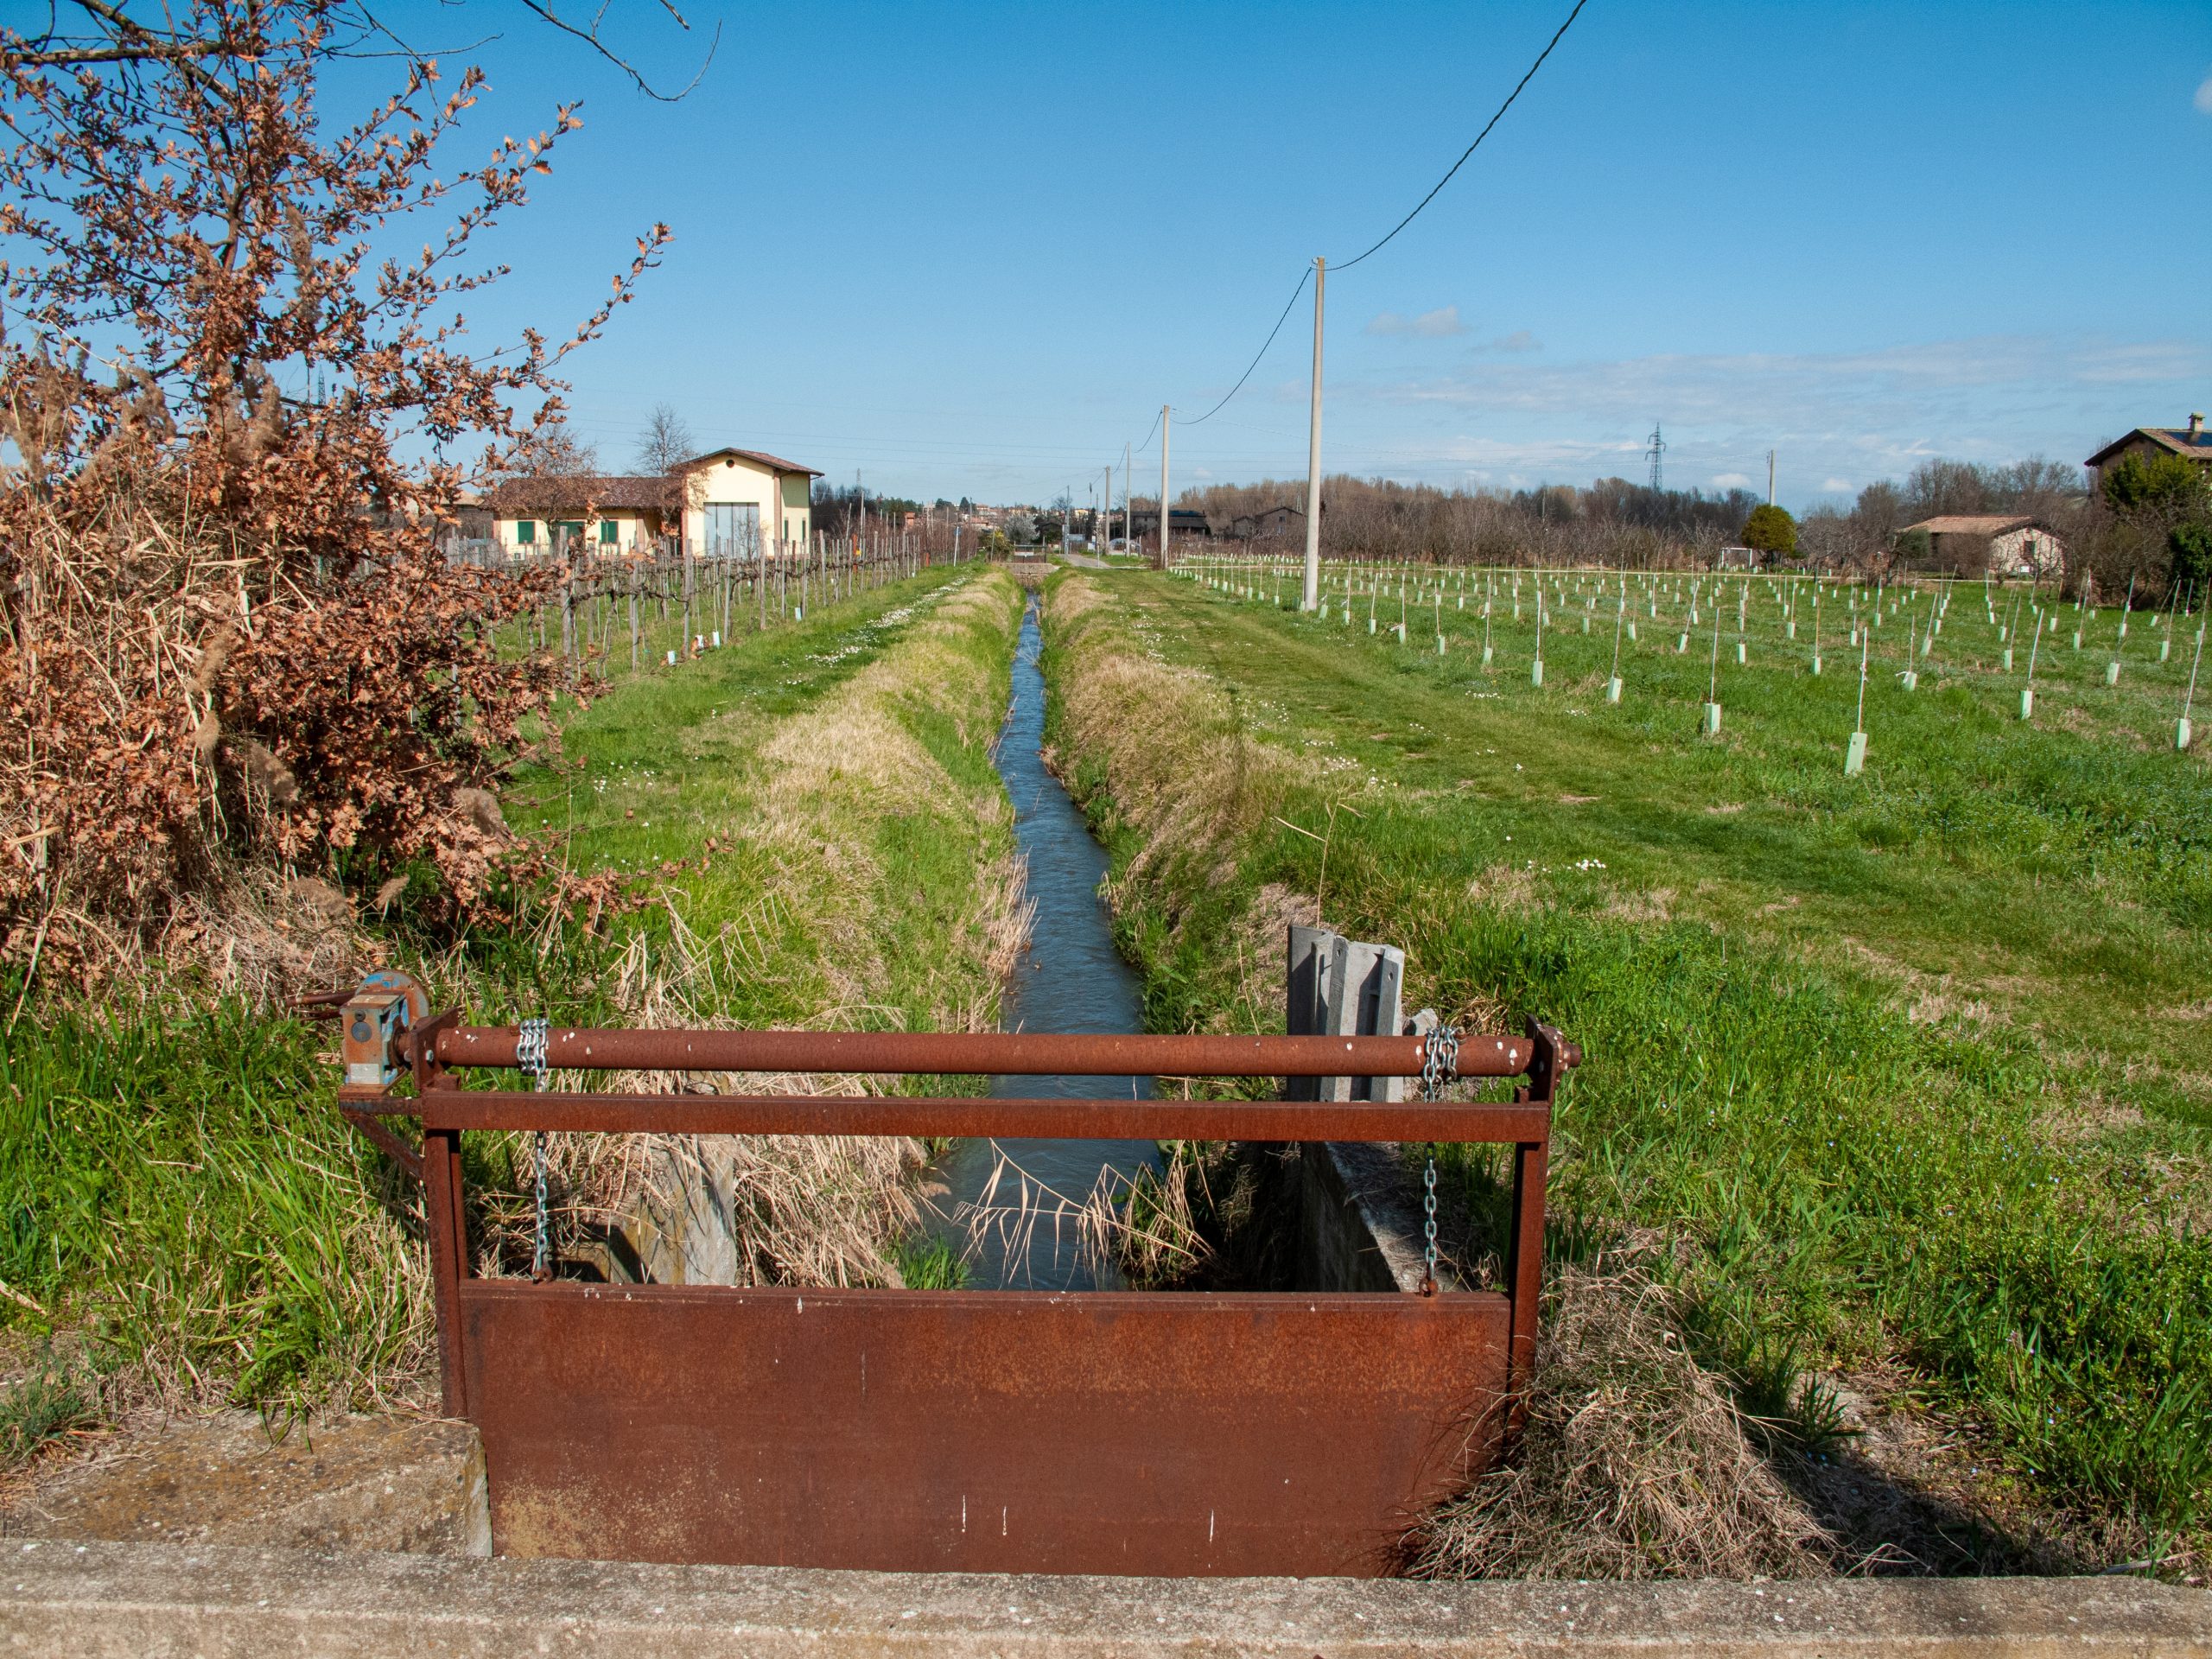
[484,474,676,555]
[1125,507,1215,542]
[678,447,822,557]
[2085,413,2212,479]
[486,446,822,556]
[1226,504,1307,542]
[1897,515,2064,577]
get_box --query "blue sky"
[416,1,2212,511]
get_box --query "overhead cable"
[1178,264,1313,427]
[1332,0,1589,271]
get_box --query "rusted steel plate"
[462,1282,1510,1578]
[431,1026,1548,1080]
[407,1090,1551,1143]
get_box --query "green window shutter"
[517,519,536,544]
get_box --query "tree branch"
[513,0,718,102]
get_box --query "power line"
[1178,264,1313,426]
[1331,0,1590,272]
[1128,0,1589,452]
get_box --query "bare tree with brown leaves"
[0,0,674,985]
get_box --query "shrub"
[0,0,668,982]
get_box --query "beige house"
[486,446,821,557]
[1897,515,2064,577]
[677,448,821,557]
[485,475,675,556]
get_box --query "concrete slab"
[1,1541,2205,1656]
[0,1412,488,1557]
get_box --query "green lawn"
[1041,564,2210,1554]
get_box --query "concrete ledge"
[1300,1140,1449,1294]
[1,1413,488,1558]
[3,1541,2206,1656]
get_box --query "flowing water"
[925,595,1160,1289]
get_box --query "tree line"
[1147,453,2207,602]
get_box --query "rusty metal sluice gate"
[333,970,1579,1578]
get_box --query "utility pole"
[1122,444,1131,557]
[1766,449,1776,506]
[1104,465,1114,551]
[1301,256,1325,612]
[1159,404,1171,569]
[1646,423,1664,493]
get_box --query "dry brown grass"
[1406,1259,1835,1580]
[1049,575,1298,906]
[472,572,1033,1291]
[749,575,1031,1032]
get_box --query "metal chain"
[518,1017,552,1282]
[1417,1023,1457,1295]
[1422,1156,1440,1294]
[1420,1024,1460,1101]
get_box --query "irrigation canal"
[926,594,1161,1288]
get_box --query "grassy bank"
[1039,568,2209,1570]
[1,565,1024,1442]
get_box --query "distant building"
[1226,505,1306,542]
[677,448,822,556]
[486,446,822,556]
[485,474,676,555]
[1896,516,2064,577]
[1126,507,1214,541]
[2085,414,2212,479]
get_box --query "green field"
[2,564,1021,1434]
[1041,563,2209,1562]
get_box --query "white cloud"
[1381,334,2210,424]
[2196,71,2212,114]
[1491,329,1541,354]
[1236,330,2211,504]
[1366,305,1466,339]
[1351,333,2210,490]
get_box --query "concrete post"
[1158,405,1171,569]
[1301,258,1325,613]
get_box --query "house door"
[703,502,761,561]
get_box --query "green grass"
[468,565,1018,1028]
[890,1234,971,1289]
[0,1002,421,1414]
[1040,565,2211,1544]
[0,1347,94,1463]
[1,564,1025,1431]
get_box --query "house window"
[516,518,536,544]
[703,501,760,560]
[599,518,620,545]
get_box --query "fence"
[437,525,980,681]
